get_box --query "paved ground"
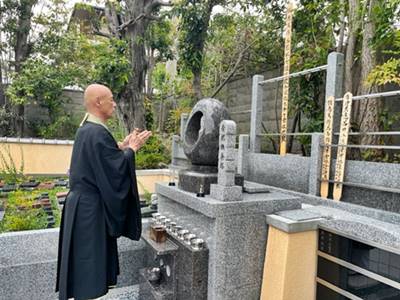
[100,285,140,300]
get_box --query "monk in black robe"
[56,84,152,300]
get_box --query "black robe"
[56,121,142,300]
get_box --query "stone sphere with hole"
[183,98,230,166]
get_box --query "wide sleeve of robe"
[90,127,142,240]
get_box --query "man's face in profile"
[99,91,116,120]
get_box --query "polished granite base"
[178,167,244,195]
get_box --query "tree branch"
[93,30,113,38]
[144,0,173,17]
[145,14,161,21]
[118,13,146,32]
[105,1,121,38]
[210,40,256,98]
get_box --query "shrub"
[135,135,170,169]
[0,144,25,184]
[0,188,64,233]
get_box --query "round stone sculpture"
[183,98,230,166]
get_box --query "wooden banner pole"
[333,92,353,201]
[320,96,335,198]
[280,2,294,156]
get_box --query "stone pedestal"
[178,167,243,195]
[156,182,301,300]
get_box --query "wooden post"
[280,2,294,156]
[333,92,353,200]
[320,96,335,198]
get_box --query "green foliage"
[203,10,284,95]
[30,115,81,140]
[165,99,193,134]
[367,1,400,87]
[379,109,400,131]
[176,0,211,74]
[0,188,64,233]
[7,58,74,112]
[367,58,400,86]
[91,39,132,96]
[0,105,16,137]
[145,96,155,130]
[107,117,127,143]
[146,18,174,62]
[135,135,170,169]
[0,145,25,184]
[137,181,152,203]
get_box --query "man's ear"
[95,96,101,107]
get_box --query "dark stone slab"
[139,269,174,300]
[141,206,158,218]
[168,234,209,300]
[2,184,16,192]
[182,98,230,166]
[178,169,244,195]
[54,179,68,187]
[20,181,40,188]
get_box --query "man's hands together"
[118,128,152,152]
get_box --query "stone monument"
[209,120,242,201]
[179,98,243,195]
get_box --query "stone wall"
[218,69,284,136]
[240,133,400,214]
[24,88,85,136]
[0,227,149,300]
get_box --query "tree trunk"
[336,0,346,53]
[357,0,380,145]
[190,0,216,101]
[146,48,156,97]
[13,0,37,136]
[344,0,360,94]
[0,59,5,106]
[105,0,172,131]
[125,0,148,130]
[193,72,203,100]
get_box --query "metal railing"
[258,65,328,85]
[319,179,400,195]
[335,90,400,102]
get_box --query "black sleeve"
[91,128,141,238]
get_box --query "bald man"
[56,84,151,300]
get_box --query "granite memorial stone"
[210,120,243,201]
[182,98,230,166]
[178,98,243,195]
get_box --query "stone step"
[101,285,140,300]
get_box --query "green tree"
[104,0,173,131]
[0,0,39,135]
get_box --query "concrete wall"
[0,138,170,195]
[0,139,73,175]
[136,169,170,195]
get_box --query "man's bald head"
[83,84,116,121]
[84,84,112,109]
